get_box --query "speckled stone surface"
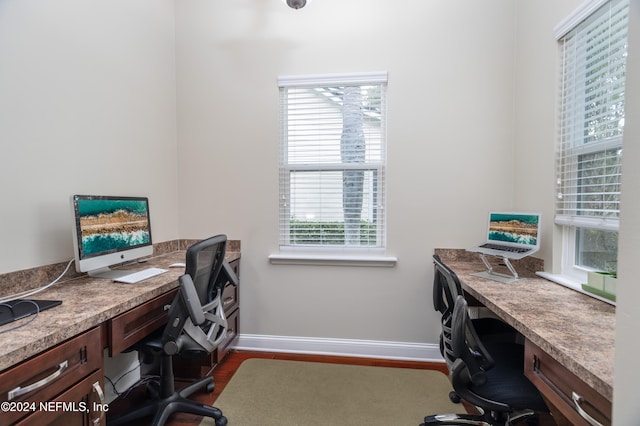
[0,240,240,373]
[435,249,614,402]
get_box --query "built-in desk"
[435,249,614,426]
[0,242,240,426]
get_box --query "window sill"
[535,271,616,306]
[268,253,397,267]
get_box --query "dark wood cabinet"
[0,327,105,426]
[108,288,179,355]
[15,370,106,426]
[524,340,611,426]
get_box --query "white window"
[277,72,387,253]
[555,0,629,280]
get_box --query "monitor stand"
[471,253,519,284]
[88,266,133,280]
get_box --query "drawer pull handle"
[8,360,68,400]
[92,380,105,403]
[223,297,234,306]
[572,391,604,426]
[91,381,106,425]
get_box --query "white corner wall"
[613,0,640,422]
[175,0,517,345]
[513,0,583,270]
[0,0,180,273]
[512,1,638,422]
[2,0,636,418]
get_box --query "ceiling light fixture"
[286,0,307,9]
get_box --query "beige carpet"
[200,358,461,426]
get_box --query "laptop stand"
[471,253,519,284]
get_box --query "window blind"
[278,72,387,248]
[555,0,629,232]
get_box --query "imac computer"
[71,195,160,281]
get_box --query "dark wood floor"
[109,350,450,426]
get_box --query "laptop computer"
[468,212,541,260]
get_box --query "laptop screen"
[486,213,540,247]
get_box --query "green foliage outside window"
[576,227,619,273]
[290,219,377,246]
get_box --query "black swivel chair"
[109,235,238,426]
[432,255,518,404]
[422,295,548,426]
[433,255,517,345]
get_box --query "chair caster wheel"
[449,391,461,403]
[215,416,228,426]
[206,382,215,393]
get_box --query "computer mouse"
[169,262,186,268]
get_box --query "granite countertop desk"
[435,249,615,403]
[0,246,240,373]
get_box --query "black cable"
[0,300,40,334]
[104,360,160,399]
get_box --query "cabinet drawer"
[15,370,106,426]
[108,288,178,355]
[217,307,239,362]
[524,340,611,426]
[221,282,239,315]
[0,326,102,426]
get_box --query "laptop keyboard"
[479,243,530,253]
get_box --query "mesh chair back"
[433,255,464,315]
[185,235,227,304]
[162,235,229,354]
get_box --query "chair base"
[108,376,227,426]
[421,409,537,426]
[421,413,493,426]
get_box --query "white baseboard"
[233,334,444,363]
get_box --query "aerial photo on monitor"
[78,199,150,256]
[488,214,538,245]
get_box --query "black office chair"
[422,295,548,426]
[433,255,517,346]
[109,235,238,426]
[432,255,518,404]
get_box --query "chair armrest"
[221,260,239,287]
[179,274,206,325]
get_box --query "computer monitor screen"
[71,195,154,277]
[487,212,540,247]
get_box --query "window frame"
[554,0,628,284]
[271,72,396,266]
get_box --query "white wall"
[0,0,180,273]
[175,0,517,345]
[2,0,637,419]
[513,1,639,422]
[613,0,640,422]
[513,0,583,271]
